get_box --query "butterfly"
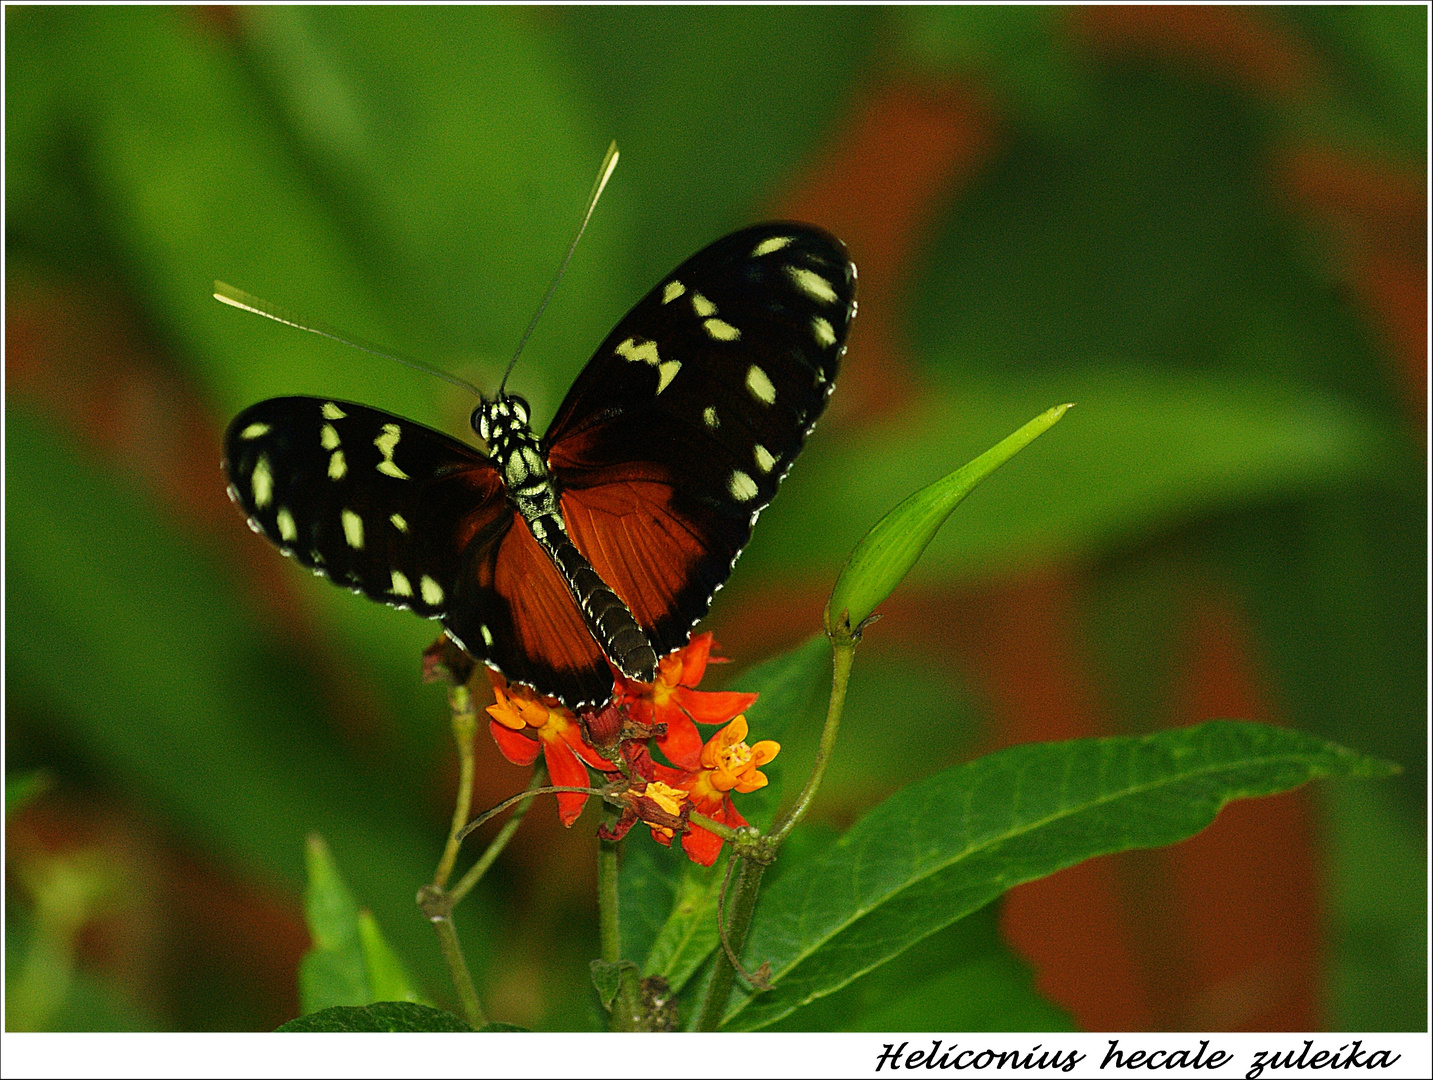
[223,222,856,709]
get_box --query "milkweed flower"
[647,715,780,866]
[611,633,758,769]
[485,672,615,826]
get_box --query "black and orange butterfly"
[223,222,856,709]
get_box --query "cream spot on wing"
[745,364,776,405]
[753,235,793,257]
[240,422,270,440]
[390,513,409,533]
[656,360,681,393]
[390,570,413,597]
[420,575,444,606]
[691,292,717,318]
[662,280,686,304]
[276,507,298,542]
[616,336,662,367]
[811,315,836,347]
[321,402,347,420]
[374,423,409,479]
[787,266,838,304]
[320,423,340,450]
[341,508,364,549]
[704,318,740,341]
[729,470,758,502]
[480,624,494,648]
[328,449,347,480]
[251,454,273,508]
[754,444,776,474]
[703,406,719,431]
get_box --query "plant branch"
[416,886,486,1029]
[432,683,479,890]
[598,806,643,1029]
[691,854,767,1031]
[448,762,547,906]
[768,637,855,844]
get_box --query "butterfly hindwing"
[545,222,856,653]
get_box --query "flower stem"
[691,854,766,1031]
[448,762,547,906]
[598,806,642,1029]
[692,634,857,1028]
[417,886,486,1030]
[432,683,478,891]
[768,637,855,844]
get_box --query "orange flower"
[485,672,615,826]
[612,633,758,769]
[649,716,779,866]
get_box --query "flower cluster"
[483,633,776,866]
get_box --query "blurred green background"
[6,6,1425,1032]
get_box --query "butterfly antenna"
[213,281,485,399]
[498,140,619,395]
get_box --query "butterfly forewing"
[545,222,856,653]
[224,397,504,619]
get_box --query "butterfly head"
[472,394,533,448]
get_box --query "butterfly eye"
[508,396,531,426]
[471,404,490,441]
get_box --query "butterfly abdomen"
[549,536,658,683]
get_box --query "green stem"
[691,855,766,1031]
[432,684,478,890]
[769,638,855,844]
[417,887,486,1029]
[598,807,642,1029]
[448,762,547,906]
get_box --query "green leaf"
[6,771,52,819]
[826,404,1069,634]
[723,721,1396,1030]
[277,1002,472,1032]
[356,910,422,1005]
[298,836,423,1012]
[768,903,1073,1032]
[589,959,637,1011]
[299,835,368,1013]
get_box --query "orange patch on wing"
[560,482,701,633]
[488,519,605,678]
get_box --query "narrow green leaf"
[304,835,360,951]
[724,721,1396,1030]
[6,771,52,819]
[356,910,422,1005]
[277,1002,472,1032]
[826,404,1069,635]
[298,835,367,1013]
